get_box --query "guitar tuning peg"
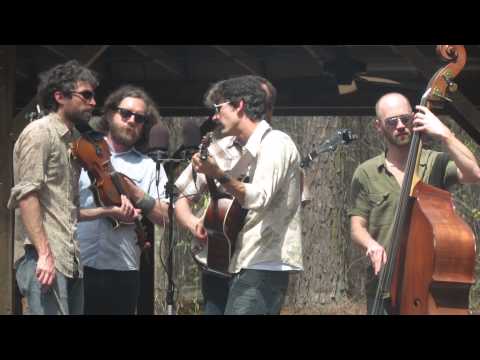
[442,74,458,92]
[432,87,453,103]
[436,93,453,103]
[448,82,458,92]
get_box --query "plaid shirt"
[175,120,303,273]
[8,113,82,278]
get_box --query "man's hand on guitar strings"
[191,152,223,179]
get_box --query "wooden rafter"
[41,45,70,60]
[301,45,329,70]
[211,45,260,75]
[128,45,185,79]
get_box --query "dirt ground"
[280,299,367,315]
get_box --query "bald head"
[375,93,412,120]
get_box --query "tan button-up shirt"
[175,121,303,273]
[8,113,82,278]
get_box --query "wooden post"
[0,46,16,315]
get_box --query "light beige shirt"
[8,113,82,278]
[175,120,303,273]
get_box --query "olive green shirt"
[349,149,458,294]
[350,149,458,247]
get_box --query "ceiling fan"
[323,47,406,95]
[338,75,403,95]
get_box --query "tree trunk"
[153,115,480,314]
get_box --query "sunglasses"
[213,101,231,114]
[384,114,413,129]
[70,90,95,102]
[116,107,147,124]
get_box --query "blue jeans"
[202,269,290,315]
[15,246,83,315]
[201,272,230,315]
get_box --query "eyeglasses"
[384,114,413,129]
[213,101,231,114]
[116,107,147,124]
[70,90,95,102]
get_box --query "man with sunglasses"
[349,92,480,314]
[175,75,303,315]
[8,60,99,315]
[76,85,169,315]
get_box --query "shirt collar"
[105,137,142,157]
[376,149,428,172]
[376,151,387,172]
[242,120,271,158]
[225,136,241,150]
[48,112,73,139]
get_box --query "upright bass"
[371,45,476,315]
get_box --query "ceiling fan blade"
[337,80,357,95]
[357,75,401,85]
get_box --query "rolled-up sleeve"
[8,125,49,209]
[348,167,370,219]
[174,163,207,203]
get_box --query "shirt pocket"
[46,148,65,185]
[368,192,392,226]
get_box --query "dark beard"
[66,108,92,127]
[110,122,141,148]
[382,128,411,148]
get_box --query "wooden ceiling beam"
[211,45,260,75]
[40,45,70,61]
[301,45,325,70]
[128,45,185,79]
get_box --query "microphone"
[181,120,202,184]
[182,120,202,154]
[148,123,170,187]
[148,123,170,163]
[300,129,358,169]
[200,116,218,137]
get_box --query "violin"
[71,128,149,250]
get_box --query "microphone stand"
[156,147,194,315]
[164,164,176,315]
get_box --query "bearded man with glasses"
[349,92,480,314]
[76,85,170,314]
[8,60,99,315]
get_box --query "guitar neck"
[206,176,225,200]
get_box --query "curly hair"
[99,85,161,151]
[37,60,99,112]
[250,75,277,123]
[204,75,267,121]
[250,75,277,112]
